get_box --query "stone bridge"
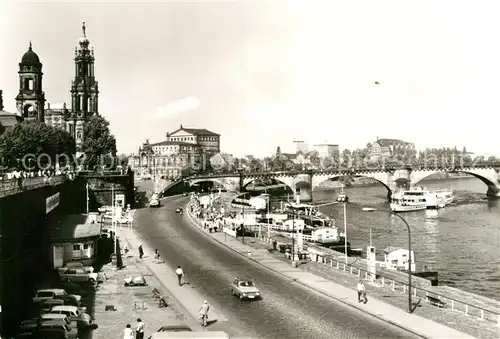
[186,166,500,202]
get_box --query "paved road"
[134,196,421,339]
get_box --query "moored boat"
[390,187,427,212]
[426,188,454,209]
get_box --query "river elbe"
[312,177,500,301]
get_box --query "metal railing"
[322,255,500,325]
[0,175,69,198]
[264,236,500,326]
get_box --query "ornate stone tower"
[70,22,99,146]
[15,42,46,122]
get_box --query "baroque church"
[0,22,99,148]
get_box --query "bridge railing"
[0,175,69,198]
[184,164,500,180]
[258,233,500,326]
[316,254,500,325]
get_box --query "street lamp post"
[277,198,296,264]
[362,207,414,314]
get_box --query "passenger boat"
[390,187,427,212]
[426,188,454,209]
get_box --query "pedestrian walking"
[138,245,144,259]
[357,280,367,303]
[175,266,184,286]
[154,249,160,263]
[199,300,210,327]
[136,318,145,339]
[123,324,134,339]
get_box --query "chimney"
[47,103,51,109]
[0,90,3,111]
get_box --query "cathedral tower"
[70,22,99,145]
[15,42,46,122]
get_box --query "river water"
[310,177,500,301]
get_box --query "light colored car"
[33,289,82,304]
[49,305,93,328]
[150,193,160,208]
[39,319,79,339]
[58,262,94,274]
[59,268,98,283]
[40,313,77,329]
[229,278,261,300]
[150,331,230,339]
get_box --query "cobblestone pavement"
[246,237,500,339]
[89,239,201,339]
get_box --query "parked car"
[59,269,98,283]
[33,289,81,304]
[18,318,41,335]
[124,275,147,286]
[40,299,65,314]
[40,313,77,329]
[98,205,112,213]
[38,319,78,338]
[32,327,68,339]
[49,305,93,328]
[58,262,94,273]
[53,295,87,313]
[175,207,183,214]
[229,278,261,300]
[147,325,192,339]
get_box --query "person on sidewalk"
[176,266,184,286]
[123,324,134,339]
[199,300,210,327]
[357,280,367,304]
[154,249,160,263]
[138,245,144,259]
[136,318,145,339]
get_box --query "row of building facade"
[293,138,415,160]
[0,22,100,149]
[127,125,224,179]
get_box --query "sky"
[1,0,499,157]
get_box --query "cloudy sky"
[0,0,499,156]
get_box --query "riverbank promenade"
[185,197,496,338]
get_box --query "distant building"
[209,152,234,172]
[293,140,309,154]
[369,137,414,158]
[313,144,339,158]
[128,125,220,179]
[0,90,23,137]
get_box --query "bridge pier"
[296,187,313,203]
[295,173,313,203]
[486,185,500,197]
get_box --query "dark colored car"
[147,325,192,338]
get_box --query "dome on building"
[21,42,41,65]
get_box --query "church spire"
[82,21,86,38]
[29,41,32,50]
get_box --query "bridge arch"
[241,176,295,195]
[411,168,500,196]
[312,173,394,198]
[188,178,239,192]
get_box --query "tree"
[81,115,117,170]
[341,149,352,168]
[305,150,321,169]
[0,121,75,170]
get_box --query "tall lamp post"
[362,207,414,314]
[277,198,297,265]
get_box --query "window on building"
[79,96,83,110]
[24,78,34,90]
[73,244,81,251]
[83,244,89,250]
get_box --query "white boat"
[390,187,427,212]
[426,188,454,209]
